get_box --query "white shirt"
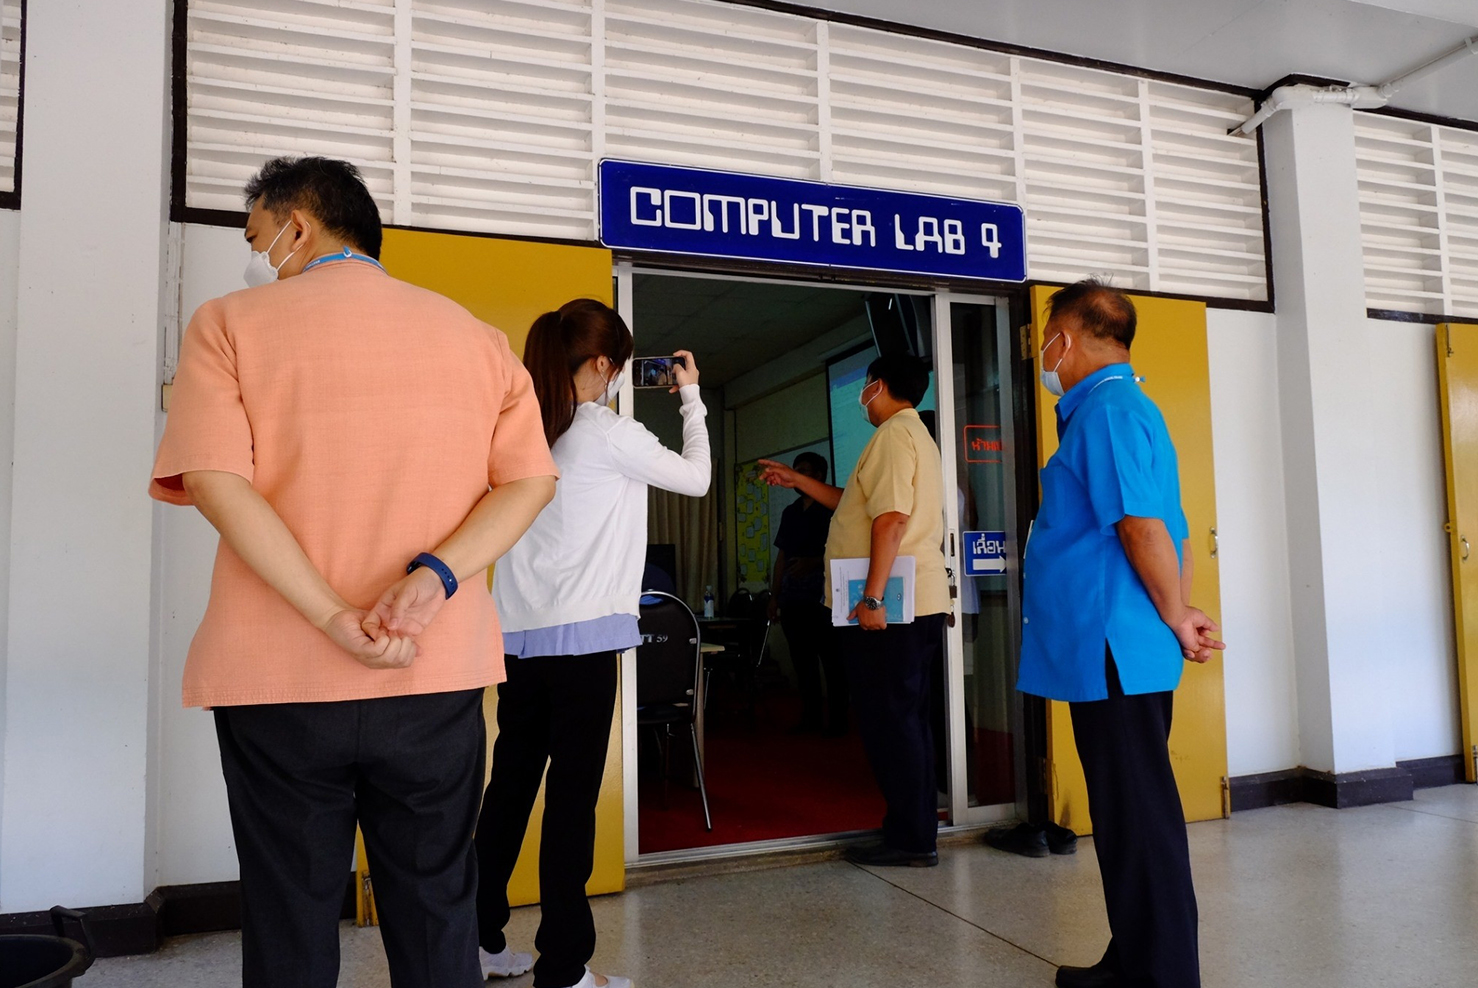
[493,384,710,631]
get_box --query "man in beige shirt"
[759,354,948,867]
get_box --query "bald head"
[1046,279,1137,350]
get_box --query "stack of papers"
[830,556,916,626]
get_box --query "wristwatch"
[860,595,884,611]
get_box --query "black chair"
[636,591,712,832]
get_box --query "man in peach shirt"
[151,157,557,988]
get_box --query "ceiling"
[789,0,1478,122]
[632,274,871,387]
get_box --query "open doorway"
[627,272,950,854]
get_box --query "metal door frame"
[616,266,1018,865]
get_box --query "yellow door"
[377,229,626,908]
[1435,323,1478,783]
[1030,286,1228,830]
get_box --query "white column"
[1263,98,1395,775]
[0,0,170,911]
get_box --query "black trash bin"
[0,907,93,988]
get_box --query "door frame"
[933,291,1029,827]
[617,265,1020,864]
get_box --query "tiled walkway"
[84,785,1478,987]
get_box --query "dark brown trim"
[177,201,1278,312]
[1255,74,1355,106]
[0,0,27,210]
[1366,103,1478,137]
[1025,279,1274,314]
[1368,307,1478,326]
[1303,766,1415,809]
[1227,768,1304,813]
[713,0,1260,98]
[169,0,187,221]
[1229,757,1467,813]
[1399,754,1468,789]
[0,874,359,958]
[1252,73,1478,135]
[0,900,159,958]
[1255,124,1275,312]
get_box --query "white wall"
[1207,309,1301,777]
[0,208,20,848]
[1363,318,1461,762]
[149,224,252,887]
[1209,306,1463,778]
[0,0,170,913]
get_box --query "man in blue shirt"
[1020,280,1224,988]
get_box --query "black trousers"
[1069,652,1200,988]
[476,652,619,988]
[213,689,487,988]
[837,613,946,854]
[780,603,848,729]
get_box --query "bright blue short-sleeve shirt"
[1017,363,1190,702]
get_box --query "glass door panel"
[945,298,1022,810]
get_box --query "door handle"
[1209,527,1219,559]
[1464,536,1470,563]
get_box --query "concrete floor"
[83,785,1478,988]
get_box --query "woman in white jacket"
[476,298,710,988]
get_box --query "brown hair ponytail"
[524,298,634,446]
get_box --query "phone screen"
[632,355,685,389]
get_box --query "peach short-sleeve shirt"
[151,259,557,708]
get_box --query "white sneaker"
[480,946,534,979]
[566,967,633,988]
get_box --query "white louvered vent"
[0,0,21,197]
[186,0,397,216]
[410,0,595,238]
[826,23,1016,203]
[1356,112,1478,319]
[183,0,1268,301]
[604,0,820,179]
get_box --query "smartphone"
[632,355,686,389]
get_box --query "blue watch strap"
[408,552,458,599]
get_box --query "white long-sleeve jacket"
[492,384,710,631]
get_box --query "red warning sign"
[964,425,1002,464]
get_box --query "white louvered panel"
[1146,82,1264,300]
[0,0,20,195]
[1018,59,1151,288]
[603,0,821,178]
[409,0,595,239]
[1355,114,1445,314]
[1439,127,1478,318]
[826,23,1016,203]
[180,0,1273,302]
[186,0,397,216]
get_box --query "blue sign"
[964,531,1007,576]
[598,160,1026,282]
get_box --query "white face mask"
[1040,332,1069,397]
[600,369,626,407]
[243,221,304,288]
[858,379,882,423]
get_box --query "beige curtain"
[647,465,720,611]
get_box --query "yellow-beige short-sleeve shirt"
[150,260,557,707]
[823,407,950,616]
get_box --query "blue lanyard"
[303,247,385,273]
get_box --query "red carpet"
[638,702,885,853]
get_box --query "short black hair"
[792,451,828,477]
[867,354,930,407]
[1046,278,1136,349]
[244,156,383,260]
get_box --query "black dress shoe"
[1055,962,1122,988]
[983,823,1049,858]
[846,844,939,867]
[1045,822,1078,855]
